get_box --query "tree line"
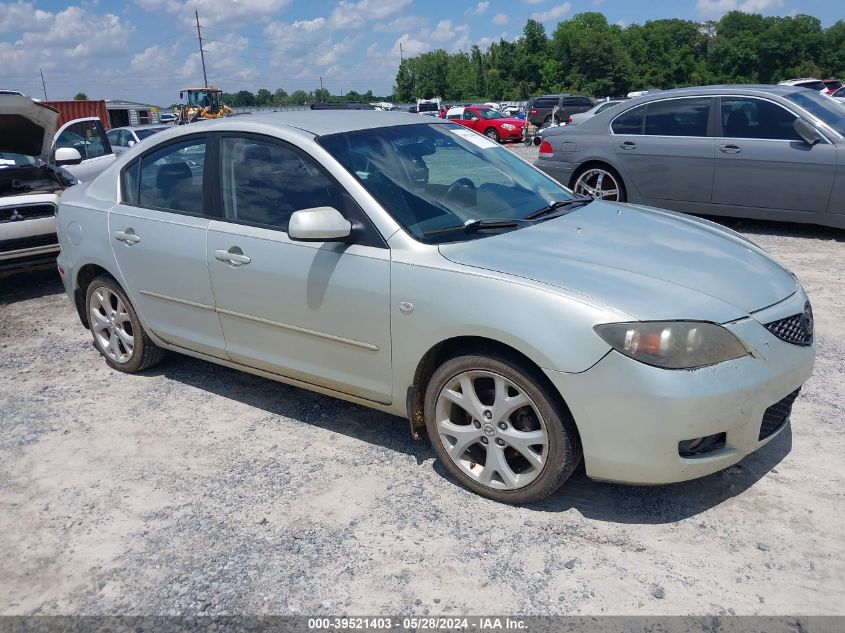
[395,11,845,101]
[220,88,391,108]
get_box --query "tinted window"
[721,97,800,141]
[795,81,826,92]
[220,137,344,230]
[55,120,109,159]
[612,105,645,134]
[534,97,559,108]
[138,138,206,214]
[596,101,621,114]
[644,98,710,137]
[463,110,479,120]
[107,129,121,147]
[122,160,140,205]
[565,97,592,107]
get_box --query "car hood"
[438,201,797,323]
[0,95,59,161]
[493,117,526,126]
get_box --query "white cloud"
[522,0,545,5]
[328,0,412,30]
[530,2,571,21]
[492,13,508,26]
[373,15,429,32]
[135,0,291,26]
[394,33,431,57]
[696,0,784,17]
[469,1,490,15]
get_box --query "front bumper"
[545,299,816,484]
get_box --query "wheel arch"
[73,262,121,328]
[407,335,579,442]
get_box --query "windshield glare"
[786,91,845,135]
[477,109,506,119]
[319,123,574,243]
[0,152,37,168]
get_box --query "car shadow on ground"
[152,352,791,525]
[0,266,63,304]
[709,216,845,242]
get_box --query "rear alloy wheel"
[86,275,164,373]
[485,128,500,143]
[572,166,626,202]
[424,353,581,503]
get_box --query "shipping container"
[42,100,110,131]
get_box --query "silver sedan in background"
[106,124,171,155]
[57,111,815,503]
[535,85,845,229]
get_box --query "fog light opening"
[679,432,726,458]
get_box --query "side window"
[220,137,344,230]
[122,160,140,206]
[644,98,710,137]
[107,129,121,147]
[120,130,134,146]
[612,105,645,135]
[463,110,478,121]
[55,120,108,159]
[535,98,557,109]
[721,97,800,141]
[138,138,206,214]
[576,97,593,107]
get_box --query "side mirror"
[127,140,136,147]
[793,118,822,146]
[54,147,83,166]
[288,207,352,242]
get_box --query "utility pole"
[39,68,48,100]
[319,76,323,102]
[399,42,403,63]
[195,10,208,88]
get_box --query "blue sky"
[0,0,840,105]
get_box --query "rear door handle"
[113,229,140,245]
[719,144,741,154]
[619,141,637,150]
[214,248,251,266]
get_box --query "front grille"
[0,203,56,224]
[759,388,801,441]
[764,302,813,346]
[0,233,58,253]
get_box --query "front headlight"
[593,321,748,369]
[501,123,516,130]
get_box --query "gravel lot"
[1,145,843,617]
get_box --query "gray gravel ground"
[1,147,844,616]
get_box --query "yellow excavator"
[175,87,232,124]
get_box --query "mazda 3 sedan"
[535,85,845,229]
[56,111,815,503]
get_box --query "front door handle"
[214,247,251,267]
[620,141,637,150]
[113,229,141,245]
[719,144,741,154]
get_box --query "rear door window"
[137,137,207,215]
[720,97,800,141]
[644,98,710,137]
[611,105,645,134]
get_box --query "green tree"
[255,88,273,106]
[74,92,88,100]
[289,89,309,105]
[272,88,289,106]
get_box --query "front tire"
[485,128,500,143]
[85,275,164,373]
[424,353,581,504]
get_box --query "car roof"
[111,124,170,131]
[619,84,811,102]
[191,110,449,136]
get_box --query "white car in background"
[0,94,115,269]
[566,99,627,125]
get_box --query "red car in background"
[442,105,526,143]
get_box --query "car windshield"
[319,123,575,244]
[135,127,168,140]
[0,152,37,168]
[477,109,506,119]
[786,90,845,135]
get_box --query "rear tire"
[571,164,627,202]
[85,275,165,373]
[424,352,581,504]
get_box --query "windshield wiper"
[423,217,529,236]
[526,197,592,220]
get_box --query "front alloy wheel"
[424,353,582,503]
[435,370,548,490]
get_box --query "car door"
[53,118,115,181]
[712,96,836,213]
[206,134,393,402]
[462,109,481,131]
[109,135,227,358]
[611,97,715,203]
